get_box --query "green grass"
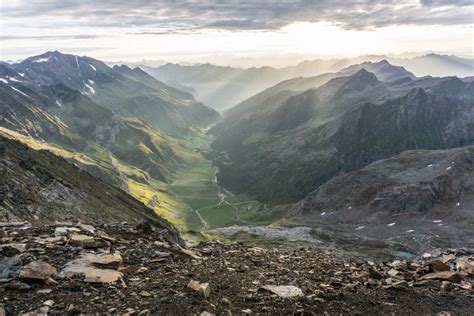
[0,126,289,238]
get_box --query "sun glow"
[1,21,472,66]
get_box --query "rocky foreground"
[1,221,473,315]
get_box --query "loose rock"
[260,285,304,298]
[187,280,210,298]
[19,261,58,283]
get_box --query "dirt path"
[194,207,210,230]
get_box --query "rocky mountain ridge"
[210,64,474,203]
[8,51,219,133]
[286,145,474,252]
[143,53,473,110]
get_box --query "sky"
[1,0,473,67]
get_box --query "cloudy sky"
[1,0,472,67]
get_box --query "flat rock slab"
[80,253,122,270]
[34,236,66,245]
[261,285,304,298]
[0,243,26,255]
[19,260,58,283]
[60,252,123,284]
[61,265,122,283]
[420,271,462,284]
[69,234,107,249]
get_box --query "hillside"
[10,51,219,133]
[287,146,474,252]
[0,55,220,233]
[210,66,474,203]
[0,135,181,243]
[0,64,183,186]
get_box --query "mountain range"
[0,51,223,231]
[210,60,474,203]
[142,54,473,110]
[7,51,218,133]
[1,51,473,256]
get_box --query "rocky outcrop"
[288,146,474,251]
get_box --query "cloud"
[1,0,472,34]
[421,0,473,6]
[0,35,105,41]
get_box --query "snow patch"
[0,78,7,84]
[89,64,96,71]
[18,73,25,77]
[427,164,433,168]
[406,229,414,233]
[433,220,442,223]
[84,82,95,94]
[55,100,62,107]
[320,212,326,216]
[456,202,460,206]
[33,56,51,63]
[446,166,452,170]
[75,56,80,68]
[387,222,396,227]
[7,77,22,83]
[10,86,28,97]
[2,117,17,126]
[355,226,365,230]
[87,79,95,84]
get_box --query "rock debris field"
[0,221,473,315]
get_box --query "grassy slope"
[0,127,290,236]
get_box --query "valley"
[2,2,474,314]
[109,130,296,236]
[1,51,473,256]
[0,125,289,237]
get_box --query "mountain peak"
[352,68,379,82]
[340,59,415,81]
[112,64,132,72]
